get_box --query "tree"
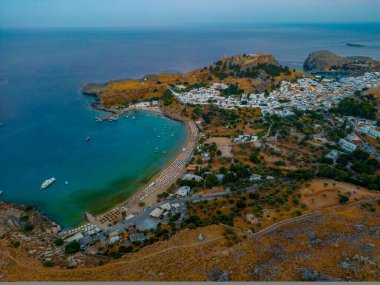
[338,194,349,204]
[65,241,80,254]
[352,149,370,161]
[205,174,219,188]
[54,238,64,246]
[236,199,246,209]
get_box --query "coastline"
[88,105,199,228]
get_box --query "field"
[300,179,380,210]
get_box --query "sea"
[0,23,379,227]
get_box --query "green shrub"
[43,261,55,267]
[54,238,64,246]
[65,241,80,254]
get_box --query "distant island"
[346,43,366,47]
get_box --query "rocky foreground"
[0,202,101,274]
[0,201,379,281]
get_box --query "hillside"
[1,200,379,281]
[82,53,304,108]
[304,50,380,76]
[1,178,380,281]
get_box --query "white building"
[64,232,84,243]
[325,149,339,161]
[234,134,258,143]
[182,173,202,182]
[109,235,120,244]
[249,174,262,181]
[339,138,357,153]
[360,125,380,139]
[150,208,164,218]
[160,202,172,211]
[176,186,191,197]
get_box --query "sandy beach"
[94,109,199,226]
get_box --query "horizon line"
[1,21,380,30]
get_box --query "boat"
[0,190,3,195]
[41,177,56,189]
[65,181,69,185]
[85,136,91,142]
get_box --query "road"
[99,178,291,237]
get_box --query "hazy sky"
[0,0,379,28]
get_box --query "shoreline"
[88,105,199,228]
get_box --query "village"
[50,70,380,260]
[172,72,380,118]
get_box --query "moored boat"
[41,177,56,189]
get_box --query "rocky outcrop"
[304,50,380,76]
[216,52,280,70]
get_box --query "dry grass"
[300,179,380,210]
[2,203,379,281]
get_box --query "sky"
[0,0,379,28]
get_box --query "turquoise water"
[0,24,379,227]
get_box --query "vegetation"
[330,97,377,120]
[54,238,64,246]
[210,62,291,80]
[65,241,80,254]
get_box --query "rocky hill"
[304,50,380,76]
[209,53,290,80]
[1,201,379,281]
[82,52,304,108]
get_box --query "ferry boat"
[41,177,56,189]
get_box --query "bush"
[338,194,349,204]
[118,246,132,253]
[25,205,34,212]
[11,241,20,248]
[23,223,34,232]
[20,215,29,222]
[54,238,64,246]
[292,210,302,216]
[65,241,80,254]
[43,261,55,267]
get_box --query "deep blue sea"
[0,23,379,227]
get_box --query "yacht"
[41,177,56,189]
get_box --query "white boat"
[0,190,3,195]
[41,177,56,189]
